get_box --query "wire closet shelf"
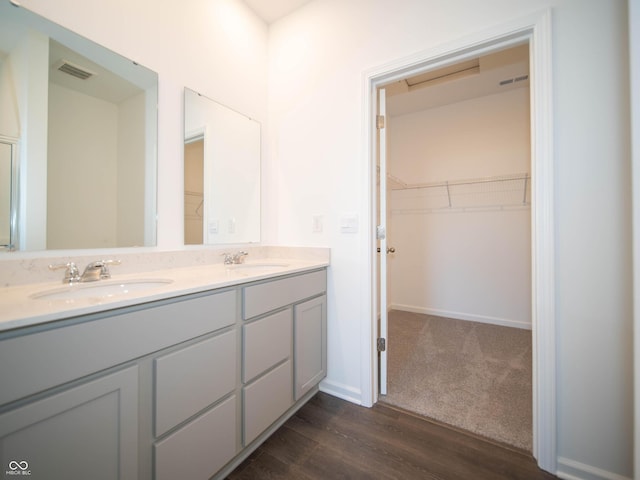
[388,172,531,212]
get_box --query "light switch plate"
[340,214,359,233]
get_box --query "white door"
[377,87,389,395]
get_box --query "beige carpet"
[381,310,532,451]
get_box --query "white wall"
[0,57,20,139]
[47,83,118,249]
[389,206,532,327]
[389,88,530,183]
[117,92,146,247]
[13,29,49,251]
[268,0,631,478]
[388,88,531,328]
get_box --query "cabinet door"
[294,295,327,400]
[0,366,138,480]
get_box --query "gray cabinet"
[0,366,138,480]
[240,269,327,451]
[0,289,236,406]
[294,295,327,400]
[0,288,236,480]
[0,268,327,480]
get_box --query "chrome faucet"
[80,260,121,282]
[221,251,249,265]
[49,259,121,283]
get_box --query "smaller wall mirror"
[184,88,260,245]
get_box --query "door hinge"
[377,338,386,352]
[376,114,385,129]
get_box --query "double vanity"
[0,3,327,478]
[0,248,329,479]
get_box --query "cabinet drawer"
[154,395,237,480]
[155,330,236,437]
[243,360,292,445]
[243,309,291,383]
[0,289,237,406]
[243,270,326,319]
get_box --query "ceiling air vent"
[499,74,529,86]
[56,60,95,80]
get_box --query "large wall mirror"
[184,88,260,245]
[0,1,158,251]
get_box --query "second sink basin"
[32,279,173,301]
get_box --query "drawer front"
[155,330,236,437]
[243,309,291,384]
[0,289,237,406]
[243,269,326,319]
[154,395,237,480]
[243,360,292,445]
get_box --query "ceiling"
[386,44,530,116]
[243,0,313,23]
[49,41,142,104]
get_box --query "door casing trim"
[360,8,555,473]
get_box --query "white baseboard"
[557,457,632,480]
[319,379,363,405]
[390,304,532,330]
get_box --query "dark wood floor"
[227,392,557,479]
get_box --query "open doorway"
[378,43,533,450]
[367,13,556,469]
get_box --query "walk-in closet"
[379,43,533,451]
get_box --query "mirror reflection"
[0,1,158,251]
[184,88,260,245]
[0,140,15,248]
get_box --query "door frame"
[361,9,555,473]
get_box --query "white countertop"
[0,258,328,333]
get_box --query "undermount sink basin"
[31,279,173,301]
[226,263,289,274]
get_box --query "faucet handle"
[233,251,248,264]
[221,252,234,265]
[49,262,80,283]
[97,259,121,279]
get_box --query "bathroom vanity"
[0,256,327,480]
